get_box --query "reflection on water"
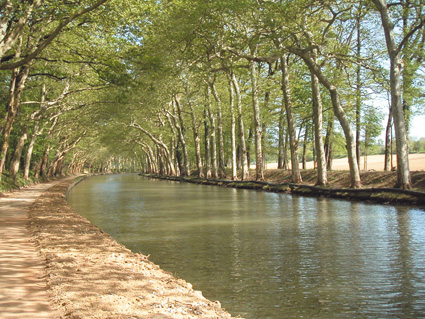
[67,174,425,319]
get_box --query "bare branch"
[398,19,425,53]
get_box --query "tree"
[0,0,108,70]
[280,55,302,183]
[371,0,424,189]
[0,0,109,181]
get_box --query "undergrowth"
[0,172,41,193]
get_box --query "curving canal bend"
[67,173,425,319]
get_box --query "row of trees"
[1,0,424,189]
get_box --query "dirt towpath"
[0,178,71,319]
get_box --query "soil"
[260,169,425,192]
[151,169,425,206]
[27,179,234,319]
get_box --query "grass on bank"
[0,172,39,193]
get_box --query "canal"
[67,174,425,318]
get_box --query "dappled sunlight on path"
[0,180,70,319]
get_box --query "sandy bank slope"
[28,179,234,319]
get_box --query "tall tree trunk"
[364,128,368,171]
[246,127,253,171]
[171,136,179,175]
[372,0,411,189]
[24,83,55,180]
[281,56,302,183]
[210,82,226,178]
[188,101,203,177]
[249,54,264,181]
[401,3,424,134]
[0,64,29,180]
[302,125,308,170]
[278,107,286,169]
[165,111,179,175]
[283,133,289,170]
[55,157,65,176]
[206,85,218,179]
[173,97,190,177]
[157,147,164,175]
[262,90,270,171]
[296,52,361,188]
[262,122,267,171]
[23,120,41,180]
[391,39,411,187]
[355,3,362,172]
[312,129,317,169]
[227,73,237,180]
[311,69,328,185]
[231,72,249,180]
[203,100,212,178]
[38,119,56,178]
[40,145,50,179]
[139,143,158,174]
[324,115,334,170]
[384,104,392,171]
[129,121,176,176]
[10,126,28,181]
[33,158,42,179]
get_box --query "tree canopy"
[1,0,424,189]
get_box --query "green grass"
[0,172,41,193]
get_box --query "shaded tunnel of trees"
[1,0,425,190]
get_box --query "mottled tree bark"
[277,107,286,169]
[231,72,249,180]
[203,101,211,178]
[311,69,327,185]
[281,56,302,183]
[372,0,412,189]
[173,97,190,177]
[206,85,218,179]
[0,61,29,180]
[384,107,392,171]
[227,73,237,180]
[324,115,334,170]
[210,82,226,178]
[302,125,308,170]
[188,100,203,177]
[295,51,361,188]
[249,55,264,181]
[10,126,27,181]
[129,121,176,176]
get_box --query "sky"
[410,115,425,140]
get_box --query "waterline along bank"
[141,173,425,206]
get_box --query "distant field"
[261,153,425,171]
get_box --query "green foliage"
[411,138,425,153]
[0,171,40,193]
[1,0,425,180]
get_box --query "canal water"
[67,174,425,319]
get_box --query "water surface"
[67,174,425,318]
